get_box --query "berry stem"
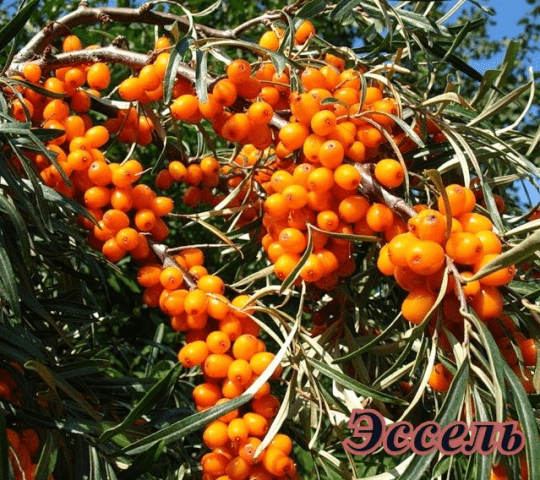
[148,239,198,290]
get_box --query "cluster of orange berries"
[10,31,298,479]
[138,249,298,479]
[0,361,53,480]
[375,184,536,393]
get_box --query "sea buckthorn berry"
[374,159,404,188]
[282,184,308,210]
[203,421,229,449]
[184,289,208,316]
[163,289,188,316]
[317,210,339,232]
[274,253,300,280]
[428,363,453,392]
[221,113,251,142]
[228,418,250,443]
[377,244,395,276]
[295,19,316,44]
[262,447,292,476]
[278,122,310,151]
[204,353,234,379]
[406,240,446,276]
[387,233,419,267]
[250,352,278,376]
[247,101,274,125]
[63,35,82,52]
[227,59,251,83]
[85,125,109,148]
[159,266,184,290]
[279,228,307,253]
[228,359,252,386]
[233,334,260,361]
[102,237,126,262]
[334,164,361,190]
[318,140,344,169]
[271,171,294,193]
[137,265,162,287]
[180,248,205,268]
[519,338,537,367]
[243,412,269,437]
[409,209,447,244]
[458,213,493,234]
[311,109,337,137]
[475,230,502,255]
[178,340,209,367]
[458,271,481,299]
[401,287,437,324]
[206,331,231,355]
[338,195,370,223]
[252,394,280,418]
[365,203,394,232]
[207,294,230,320]
[84,186,111,209]
[198,275,225,294]
[150,196,174,217]
[119,77,144,101]
[138,64,161,91]
[445,232,484,265]
[231,294,253,319]
[67,149,93,171]
[300,254,324,282]
[115,227,140,251]
[226,456,253,479]
[134,209,157,232]
[213,79,237,107]
[437,184,468,217]
[201,452,229,477]
[64,66,86,89]
[308,167,334,193]
[43,99,70,121]
[168,160,187,181]
[469,286,503,320]
[473,254,516,286]
[259,30,280,50]
[23,63,41,83]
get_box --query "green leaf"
[502,362,540,480]
[195,49,208,104]
[0,195,31,264]
[472,386,492,480]
[307,357,407,405]
[163,36,193,105]
[297,0,327,18]
[117,441,164,480]
[399,360,469,480]
[468,229,540,283]
[0,231,20,320]
[34,431,57,480]
[99,364,181,443]
[471,69,501,106]
[0,0,39,52]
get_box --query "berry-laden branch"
[13,3,230,65]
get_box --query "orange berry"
[374,159,404,188]
[22,63,42,83]
[445,232,484,265]
[458,213,493,234]
[473,254,516,286]
[278,122,310,151]
[469,286,503,320]
[406,240,446,276]
[437,184,468,217]
[259,30,280,50]
[63,35,82,52]
[227,59,251,83]
[184,289,208,316]
[475,230,502,255]
[428,363,453,392]
[401,287,437,324]
[204,353,234,379]
[178,340,209,367]
[295,19,316,44]
[274,253,300,281]
[334,164,361,190]
[279,228,307,254]
[115,227,140,251]
[365,203,394,232]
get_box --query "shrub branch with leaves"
[0,1,540,479]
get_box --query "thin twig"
[148,240,197,290]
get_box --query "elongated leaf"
[307,357,407,405]
[195,49,208,104]
[399,360,469,480]
[34,431,57,480]
[0,0,38,51]
[297,0,327,18]
[99,364,181,443]
[502,362,540,480]
[468,229,540,282]
[0,195,31,264]
[0,231,20,320]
